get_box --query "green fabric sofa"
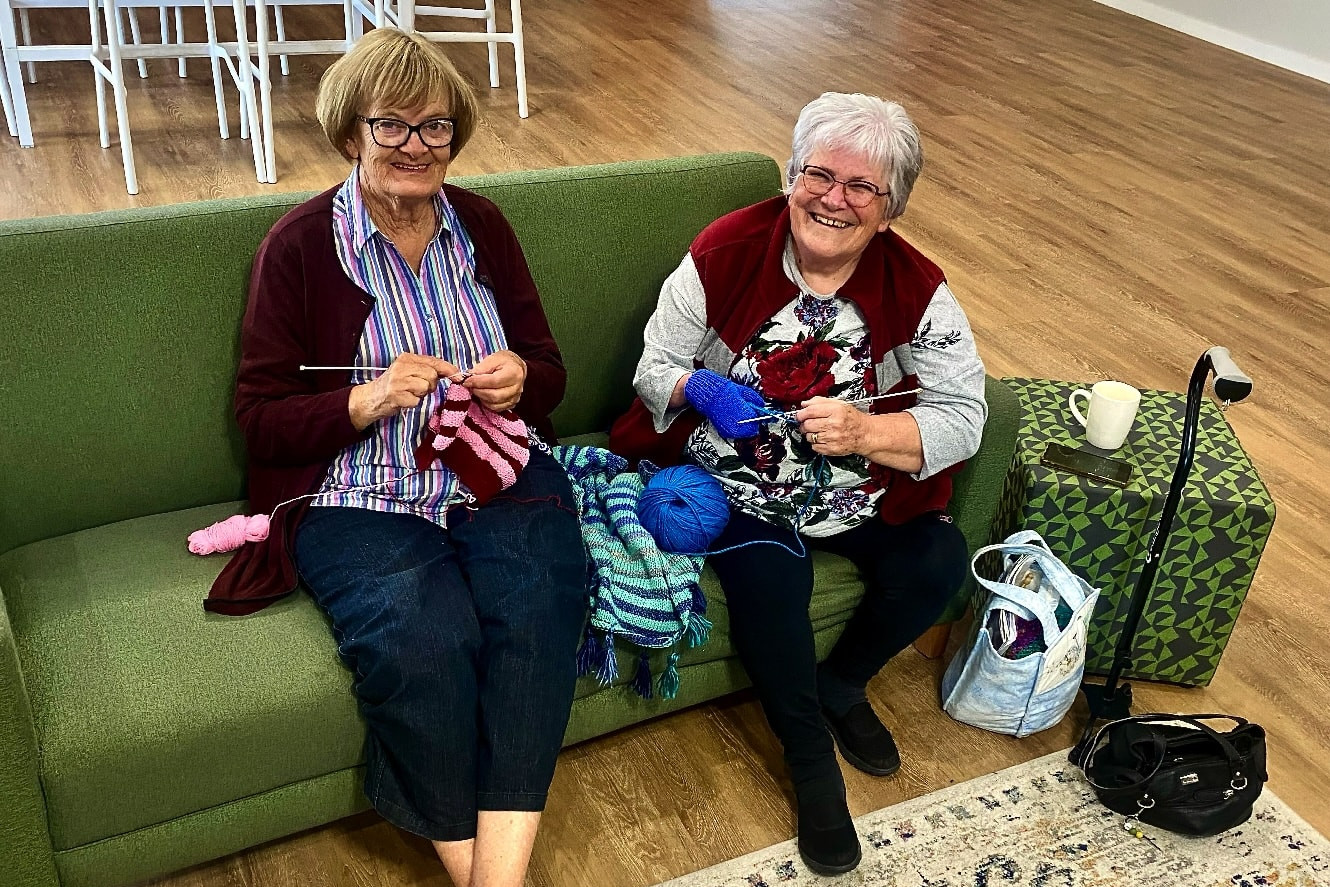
[0,152,1019,887]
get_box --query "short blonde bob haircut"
[316,28,479,162]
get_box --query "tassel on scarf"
[631,651,653,699]
[576,630,602,678]
[686,613,712,648]
[690,582,708,615]
[595,632,620,686]
[658,651,681,700]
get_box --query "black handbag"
[1082,713,1268,837]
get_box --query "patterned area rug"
[658,751,1330,887]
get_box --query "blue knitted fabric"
[553,445,712,699]
[684,369,767,439]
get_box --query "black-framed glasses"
[356,115,457,148]
[798,164,889,208]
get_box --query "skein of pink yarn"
[187,514,270,555]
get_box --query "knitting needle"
[300,365,390,372]
[299,365,474,381]
[736,387,926,424]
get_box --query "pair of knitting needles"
[300,365,473,381]
[736,386,927,425]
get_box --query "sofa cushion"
[0,504,364,851]
[0,492,867,850]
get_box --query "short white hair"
[785,92,923,220]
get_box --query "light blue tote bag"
[940,530,1100,738]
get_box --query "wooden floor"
[6,0,1330,884]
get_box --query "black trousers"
[707,509,968,795]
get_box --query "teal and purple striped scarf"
[553,445,711,699]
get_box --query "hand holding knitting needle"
[348,352,466,431]
[797,396,925,472]
[796,396,876,457]
[461,350,527,412]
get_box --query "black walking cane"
[1069,346,1253,767]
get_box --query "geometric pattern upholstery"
[994,378,1275,686]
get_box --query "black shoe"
[822,701,901,777]
[796,792,862,875]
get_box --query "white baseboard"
[1089,0,1330,86]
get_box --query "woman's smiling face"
[348,102,454,207]
[788,145,892,272]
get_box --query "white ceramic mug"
[1069,381,1140,450]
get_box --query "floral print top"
[684,246,886,537]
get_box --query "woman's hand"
[464,350,527,412]
[797,397,925,472]
[795,397,872,457]
[348,353,464,431]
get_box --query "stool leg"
[19,8,34,84]
[175,6,186,76]
[157,6,170,71]
[272,3,288,76]
[202,0,229,139]
[510,0,526,117]
[156,5,185,79]
[124,7,148,78]
[101,0,139,193]
[348,0,363,39]
[230,0,268,183]
[4,66,33,148]
[0,50,16,137]
[87,0,109,149]
[483,0,497,87]
[256,0,275,181]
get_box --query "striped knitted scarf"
[553,445,711,700]
[415,383,529,505]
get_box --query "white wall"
[1091,0,1330,85]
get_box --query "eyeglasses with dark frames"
[356,115,457,149]
[798,164,890,208]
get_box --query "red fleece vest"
[609,196,962,524]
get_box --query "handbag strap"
[1081,713,1252,792]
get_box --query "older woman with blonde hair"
[612,92,988,875]
[205,28,585,887]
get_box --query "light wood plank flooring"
[3,0,1328,884]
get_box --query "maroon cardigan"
[205,184,566,615]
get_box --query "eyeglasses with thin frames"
[798,164,890,208]
[356,115,457,149]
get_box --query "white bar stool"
[380,0,528,118]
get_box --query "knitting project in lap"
[414,383,530,505]
[552,445,712,700]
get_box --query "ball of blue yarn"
[638,465,730,554]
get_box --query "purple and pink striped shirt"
[316,169,510,522]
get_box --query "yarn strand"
[185,467,433,555]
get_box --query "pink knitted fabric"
[414,383,530,505]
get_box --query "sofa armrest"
[0,582,62,887]
[940,376,1021,623]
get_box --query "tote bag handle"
[970,532,1090,644]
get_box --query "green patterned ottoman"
[993,378,1275,686]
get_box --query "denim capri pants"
[294,450,588,841]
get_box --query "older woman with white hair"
[611,92,987,875]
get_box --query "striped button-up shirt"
[316,169,509,522]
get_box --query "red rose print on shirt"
[757,337,838,407]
